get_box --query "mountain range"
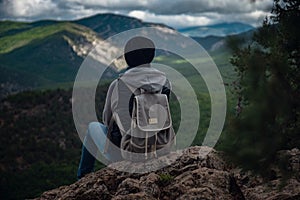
[178,22,254,37]
[0,13,255,98]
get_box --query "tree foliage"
[224,0,300,177]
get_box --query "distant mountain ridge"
[0,13,255,99]
[0,14,172,98]
[74,13,173,39]
[179,22,254,37]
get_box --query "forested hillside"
[0,81,117,199]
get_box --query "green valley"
[0,13,241,200]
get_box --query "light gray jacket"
[102,64,170,134]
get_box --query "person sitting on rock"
[77,36,172,179]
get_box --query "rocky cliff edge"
[35,146,300,200]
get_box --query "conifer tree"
[224,0,299,177]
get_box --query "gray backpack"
[106,67,176,162]
[120,85,176,161]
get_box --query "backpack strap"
[145,131,148,159]
[103,74,125,154]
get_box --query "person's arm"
[162,79,171,101]
[102,80,117,127]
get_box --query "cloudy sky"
[0,0,274,28]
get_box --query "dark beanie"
[124,36,155,68]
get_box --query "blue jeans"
[77,122,122,179]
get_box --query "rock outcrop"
[234,148,300,200]
[35,146,300,200]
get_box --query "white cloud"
[4,0,57,17]
[128,11,212,28]
[128,9,270,28]
[62,0,273,14]
[63,0,149,9]
[0,0,273,27]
